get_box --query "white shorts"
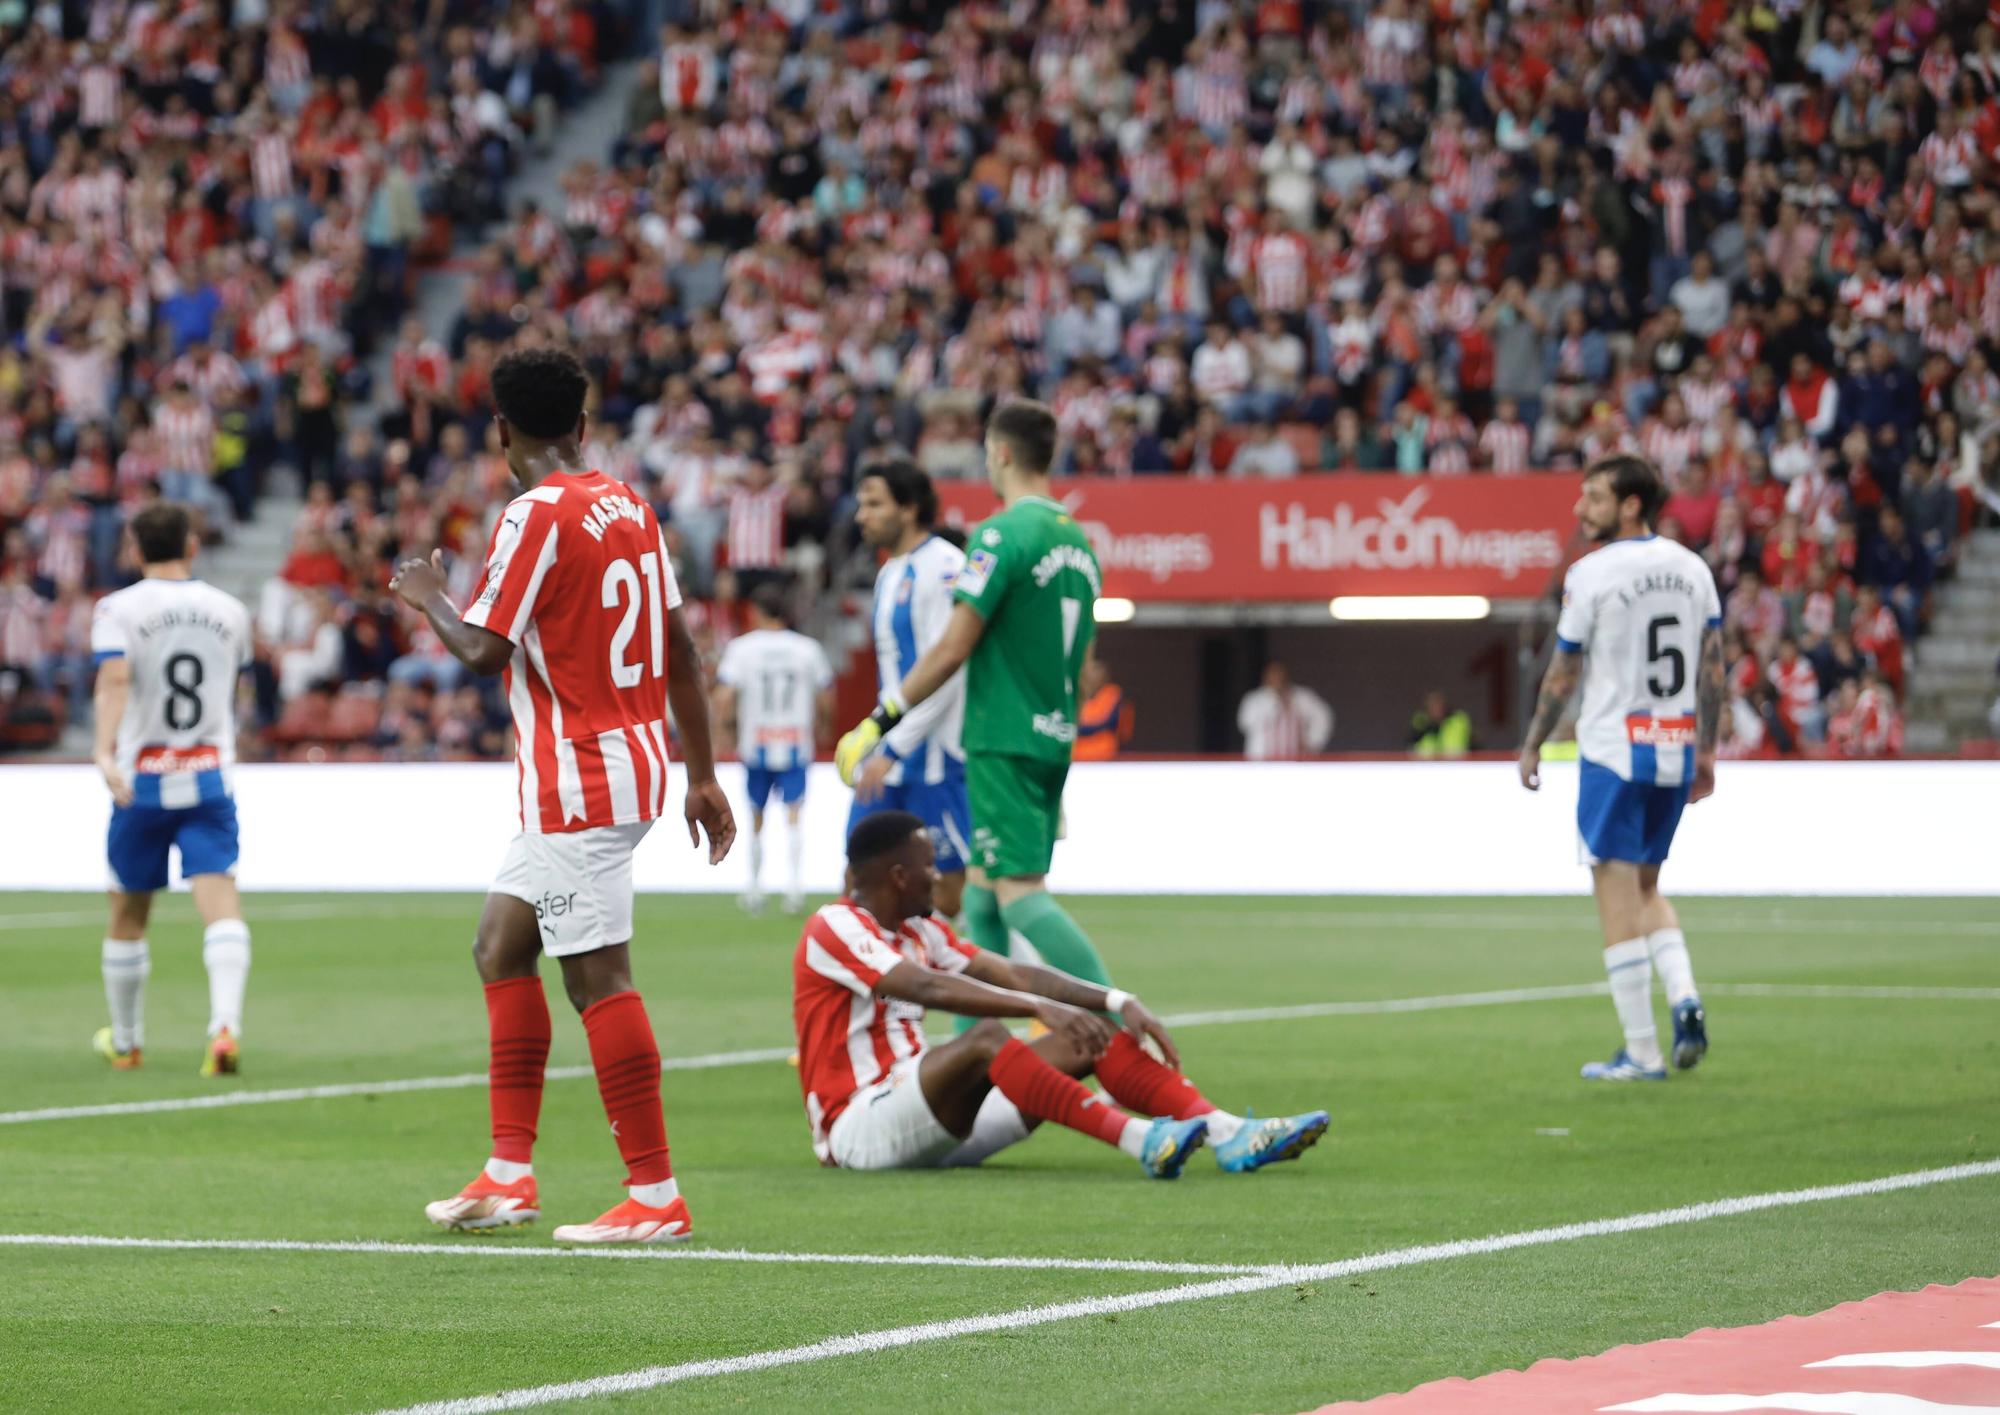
[827,1060,1030,1171]
[490,820,651,958]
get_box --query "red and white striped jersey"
[1250,231,1311,312]
[252,133,295,201]
[792,901,978,1161]
[154,402,214,474]
[1479,418,1532,473]
[725,482,788,570]
[1640,419,1702,482]
[78,63,121,127]
[461,470,685,835]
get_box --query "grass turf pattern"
[1,893,1995,1411]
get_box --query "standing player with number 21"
[392,347,736,1244]
[1519,454,1720,1083]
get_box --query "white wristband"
[1104,988,1132,1014]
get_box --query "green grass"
[1,893,1996,1413]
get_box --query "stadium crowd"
[8,0,2000,759]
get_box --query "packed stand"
[0,0,620,751]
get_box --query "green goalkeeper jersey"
[952,495,1102,762]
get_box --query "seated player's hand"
[853,751,894,803]
[1035,1000,1116,1060]
[834,718,882,787]
[685,777,738,864]
[389,549,447,611]
[1117,995,1180,1071]
[1517,747,1541,792]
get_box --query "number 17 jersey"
[464,469,684,834]
[1556,535,1721,786]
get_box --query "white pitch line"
[0,900,474,932]
[6,981,1996,1129]
[373,1157,2000,1415]
[0,1047,795,1125]
[1123,909,2000,939]
[0,1233,1264,1277]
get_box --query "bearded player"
[391,346,736,1243]
[795,811,1329,1174]
[1519,454,1717,1082]
[837,400,1113,995]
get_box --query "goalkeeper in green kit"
[837,398,1113,995]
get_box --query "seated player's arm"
[875,959,1114,1056]
[390,551,513,676]
[92,655,132,806]
[667,604,736,863]
[1517,644,1581,791]
[961,952,1181,1069]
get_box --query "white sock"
[747,827,764,894]
[785,819,804,897]
[101,938,150,1052]
[1648,927,1698,1006]
[629,1176,679,1208]
[1604,938,1662,1069]
[1116,1117,1150,1159]
[1201,1109,1246,1145]
[203,919,251,1038]
[484,1157,532,1184]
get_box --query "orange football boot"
[551,1194,692,1244]
[424,1171,541,1231]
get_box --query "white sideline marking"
[5,982,1996,1128]
[372,1158,2000,1414]
[1808,1352,2000,1371]
[0,1048,795,1125]
[0,900,471,932]
[1140,909,2000,939]
[0,1233,1263,1277]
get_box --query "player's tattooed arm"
[1518,646,1580,791]
[1695,623,1725,755]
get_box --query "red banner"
[934,475,1582,601]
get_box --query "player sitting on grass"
[793,810,1329,1176]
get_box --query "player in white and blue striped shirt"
[846,460,972,920]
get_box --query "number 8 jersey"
[1555,535,1722,786]
[465,470,683,834]
[90,577,252,807]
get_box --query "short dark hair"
[988,398,1059,476]
[749,581,790,624]
[491,346,590,440]
[130,503,191,564]
[846,810,926,871]
[1587,454,1668,528]
[859,457,938,528]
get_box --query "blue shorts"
[848,764,972,875]
[1577,760,1689,867]
[107,795,240,893]
[745,763,808,814]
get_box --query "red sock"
[1094,1032,1217,1121]
[988,1037,1130,1149]
[581,990,672,1187]
[484,977,550,1164]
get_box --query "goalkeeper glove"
[835,695,904,786]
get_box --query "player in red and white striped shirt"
[726,460,788,573]
[393,347,736,1246]
[794,812,1327,1175]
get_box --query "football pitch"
[2,892,1996,1413]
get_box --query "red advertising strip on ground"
[1309,1277,2000,1414]
[934,475,1581,602]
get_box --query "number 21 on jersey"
[601,551,666,688]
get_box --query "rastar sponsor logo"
[1059,493,1214,585]
[1259,487,1562,581]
